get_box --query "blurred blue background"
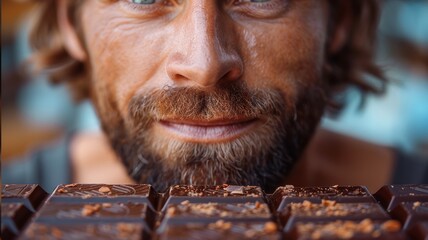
[1,0,427,162]
[323,0,428,155]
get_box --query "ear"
[57,0,87,61]
[328,1,353,54]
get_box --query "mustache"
[128,83,287,128]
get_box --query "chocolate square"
[2,184,47,212]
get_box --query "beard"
[97,82,325,193]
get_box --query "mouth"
[156,118,259,143]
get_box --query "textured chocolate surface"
[53,184,153,197]
[1,184,427,240]
[161,184,265,211]
[270,185,374,212]
[168,185,263,197]
[279,201,390,232]
[374,184,428,211]
[158,201,273,232]
[156,220,280,240]
[20,222,147,240]
[164,201,271,219]
[287,219,406,240]
[35,202,154,228]
[51,184,157,209]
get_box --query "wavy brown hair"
[28,0,386,109]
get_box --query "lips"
[156,118,258,143]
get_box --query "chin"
[98,85,325,193]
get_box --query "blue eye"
[132,0,156,4]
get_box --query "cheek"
[82,8,169,118]
[241,4,328,97]
[272,23,326,96]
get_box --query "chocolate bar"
[1,184,48,239]
[270,185,374,213]
[279,201,390,232]
[390,201,428,230]
[374,184,428,211]
[287,219,406,240]
[1,203,32,235]
[409,221,428,240]
[2,184,48,212]
[1,183,427,240]
[51,184,157,210]
[156,220,280,240]
[163,201,271,219]
[35,202,154,228]
[160,184,265,211]
[21,222,146,240]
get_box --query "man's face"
[79,0,329,192]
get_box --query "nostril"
[166,58,244,87]
[165,45,243,87]
[222,63,243,82]
[171,73,189,82]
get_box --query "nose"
[166,2,243,88]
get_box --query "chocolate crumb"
[336,228,353,239]
[296,219,400,239]
[413,201,421,209]
[82,204,101,216]
[289,202,381,218]
[358,219,374,233]
[51,227,63,238]
[117,223,138,238]
[98,186,111,193]
[380,220,401,232]
[57,188,68,193]
[222,222,232,230]
[264,222,277,233]
[64,183,78,187]
[210,220,232,230]
[321,199,336,207]
[167,207,176,216]
[102,203,112,208]
[301,200,312,208]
